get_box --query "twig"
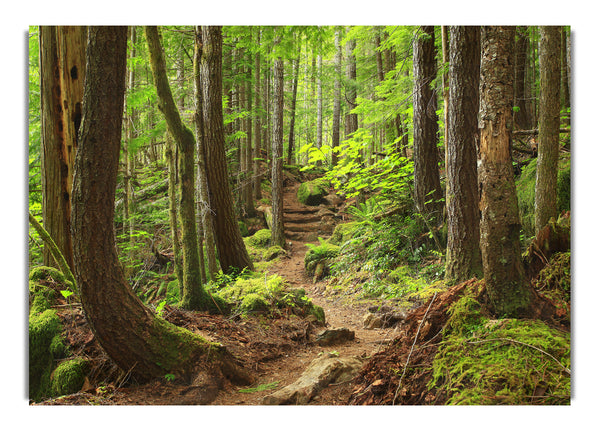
[466,337,571,375]
[393,291,437,405]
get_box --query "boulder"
[297,178,329,206]
[261,354,363,405]
[315,327,355,346]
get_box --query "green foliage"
[297,178,329,206]
[516,156,571,239]
[429,319,570,405]
[50,358,89,397]
[304,238,340,277]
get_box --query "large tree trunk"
[201,25,254,273]
[193,27,219,281]
[39,26,86,271]
[412,26,443,221]
[535,26,562,234]
[72,26,250,384]
[145,26,211,311]
[479,26,531,317]
[271,46,286,248]
[445,26,483,283]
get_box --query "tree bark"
[286,56,300,165]
[243,51,256,217]
[71,26,250,384]
[412,26,443,221]
[514,26,531,130]
[39,26,86,272]
[479,26,531,317]
[271,44,286,248]
[193,27,219,281]
[201,25,254,273]
[445,26,483,283]
[316,54,323,166]
[331,30,342,166]
[145,26,210,311]
[253,29,262,200]
[535,26,562,234]
[344,37,358,139]
[165,134,184,295]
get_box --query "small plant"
[164,373,175,382]
[238,381,279,393]
[155,300,167,317]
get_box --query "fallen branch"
[393,291,438,405]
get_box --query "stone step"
[284,214,321,223]
[285,222,321,232]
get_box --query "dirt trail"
[213,182,397,405]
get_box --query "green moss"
[429,319,571,405]
[297,178,329,206]
[50,357,89,397]
[29,266,72,289]
[248,229,272,248]
[329,222,358,246]
[29,308,63,401]
[445,294,485,336]
[240,293,270,312]
[309,304,326,323]
[263,245,285,261]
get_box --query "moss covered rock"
[50,357,89,397]
[248,229,272,247]
[29,308,63,401]
[304,240,340,278]
[263,245,286,261]
[297,178,329,206]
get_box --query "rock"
[315,328,355,346]
[363,312,383,329]
[261,354,363,405]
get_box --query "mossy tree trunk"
[145,26,212,311]
[535,26,561,234]
[192,27,219,281]
[271,37,285,248]
[71,26,250,384]
[445,26,483,283]
[201,25,254,273]
[165,134,184,296]
[479,26,531,317]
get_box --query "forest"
[27,25,573,410]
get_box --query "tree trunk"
[535,26,562,233]
[345,37,358,139]
[165,134,184,295]
[479,26,531,317]
[39,26,86,272]
[145,26,211,311]
[331,30,342,166]
[253,29,262,200]
[72,26,250,384]
[201,25,254,273]
[514,26,531,130]
[412,26,443,220]
[445,26,483,283]
[271,46,285,248]
[316,54,323,166]
[286,56,300,165]
[193,27,219,282]
[243,51,256,217]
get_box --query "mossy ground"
[428,291,570,405]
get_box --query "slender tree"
[331,29,342,166]
[286,55,300,165]
[344,36,358,139]
[253,28,263,200]
[445,26,483,283]
[316,53,323,165]
[412,26,443,221]
[535,26,562,233]
[145,26,211,311]
[201,25,254,273]
[39,26,86,271]
[479,26,531,317]
[165,133,184,294]
[514,26,531,130]
[271,37,286,248]
[71,26,250,384]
